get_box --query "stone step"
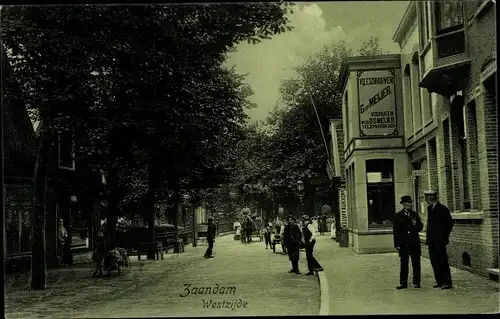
[487,268,499,275]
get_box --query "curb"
[217,231,233,237]
[317,270,330,315]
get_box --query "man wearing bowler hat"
[424,190,454,289]
[393,195,423,289]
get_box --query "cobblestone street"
[314,236,499,315]
[5,235,320,318]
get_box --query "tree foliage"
[1,3,293,288]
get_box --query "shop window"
[458,106,471,210]
[58,129,75,170]
[435,1,464,34]
[366,159,395,228]
[6,203,32,255]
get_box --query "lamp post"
[296,179,304,217]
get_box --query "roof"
[392,1,417,44]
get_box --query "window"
[435,1,464,34]
[411,56,423,131]
[457,106,470,210]
[344,91,350,142]
[58,130,75,170]
[421,2,431,46]
[366,159,395,228]
[404,65,414,136]
[6,192,32,255]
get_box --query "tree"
[1,3,294,285]
[264,37,386,214]
[357,36,388,56]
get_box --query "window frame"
[365,159,395,229]
[434,1,465,35]
[454,106,471,211]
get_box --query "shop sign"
[339,188,348,229]
[357,69,398,137]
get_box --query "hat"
[400,195,412,204]
[208,217,213,222]
[424,190,437,196]
[287,214,296,220]
[302,215,310,221]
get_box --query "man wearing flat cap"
[204,218,216,259]
[302,215,324,275]
[393,195,423,289]
[424,190,454,289]
[283,215,302,274]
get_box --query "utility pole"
[1,47,6,264]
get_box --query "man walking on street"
[393,196,423,289]
[283,215,302,274]
[425,190,454,289]
[302,215,324,275]
[204,218,216,259]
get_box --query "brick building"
[332,0,497,278]
[392,0,497,277]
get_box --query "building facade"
[392,0,498,278]
[333,0,497,277]
[3,44,106,271]
[337,54,407,253]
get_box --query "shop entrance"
[412,160,428,226]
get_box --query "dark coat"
[283,223,302,261]
[207,223,216,242]
[425,202,453,247]
[283,223,302,248]
[393,209,423,257]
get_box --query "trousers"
[428,245,452,286]
[400,253,421,285]
[305,241,322,272]
[204,240,214,257]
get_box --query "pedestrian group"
[393,190,454,290]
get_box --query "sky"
[226,1,409,125]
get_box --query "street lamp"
[296,179,305,216]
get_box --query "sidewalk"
[314,235,499,315]
[5,235,320,318]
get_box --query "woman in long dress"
[233,221,241,240]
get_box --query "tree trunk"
[171,188,182,253]
[145,162,156,260]
[30,123,50,290]
[105,170,120,250]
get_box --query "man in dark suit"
[425,190,454,289]
[283,215,302,274]
[204,218,216,259]
[393,195,424,289]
